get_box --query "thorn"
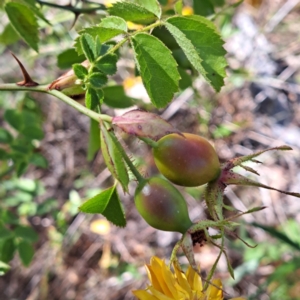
[251,159,262,164]
[11,52,39,87]
[70,12,80,30]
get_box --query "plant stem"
[36,0,106,14]
[49,90,112,122]
[0,83,112,123]
[95,21,163,63]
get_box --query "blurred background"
[0,0,300,299]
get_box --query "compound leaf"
[74,16,127,55]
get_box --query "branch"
[36,0,106,14]
[0,83,112,123]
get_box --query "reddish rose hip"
[134,177,193,234]
[153,133,221,187]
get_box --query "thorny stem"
[36,0,106,14]
[0,83,112,123]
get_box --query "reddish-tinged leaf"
[112,110,181,141]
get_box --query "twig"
[264,0,300,32]
[36,0,106,14]
[0,83,112,123]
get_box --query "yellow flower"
[182,6,194,16]
[132,256,246,300]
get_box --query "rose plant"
[0,0,299,297]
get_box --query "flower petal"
[173,264,193,298]
[207,279,223,300]
[150,257,174,298]
[186,265,203,292]
[148,286,175,300]
[132,289,160,300]
[161,262,180,298]
[146,264,163,293]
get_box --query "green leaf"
[166,16,227,92]
[158,0,168,5]
[193,0,215,16]
[178,67,192,90]
[211,0,225,6]
[14,226,38,242]
[85,88,103,110]
[89,73,108,89]
[20,125,44,140]
[16,161,28,177]
[57,49,85,69]
[0,149,8,160]
[0,227,14,241]
[95,54,118,75]
[5,2,39,52]
[80,33,96,62]
[17,0,50,25]
[108,2,158,24]
[4,109,22,131]
[0,23,19,45]
[172,49,192,69]
[1,210,19,225]
[87,119,100,161]
[79,186,126,227]
[131,0,161,18]
[165,21,206,80]
[18,241,34,266]
[100,123,129,192]
[102,85,135,108]
[102,187,126,227]
[36,198,58,215]
[0,128,13,144]
[174,0,183,15]
[79,186,114,213]
[74,16,127,56]
[29,153,48,168]
[152,26,179,50]
[100,16,128,32]
[131,33,180,108]
[0,238,15,263]
[72,63,88,80]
